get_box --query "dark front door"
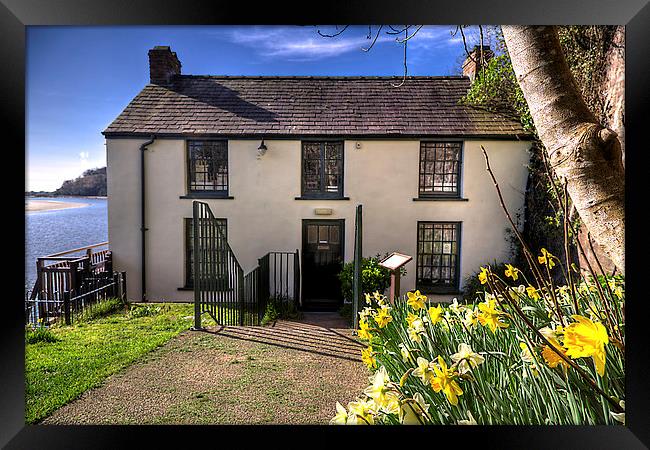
[302,219,344,311]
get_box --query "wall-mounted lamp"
[257,138,268,159]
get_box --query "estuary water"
[25,197,107,291]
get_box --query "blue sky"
[26,25,489,191]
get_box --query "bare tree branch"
[391,27,409,88]
[395,25,424,43]
[317,25,350,38]
[361,25,384,52]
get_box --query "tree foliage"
[55,167,107,196]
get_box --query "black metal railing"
[193,201,301,328]
[25,271,126,326]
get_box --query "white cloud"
[223,26,393,61]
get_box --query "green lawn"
[25,302,213,424]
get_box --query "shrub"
[332,252,625,425]
[25,320,60,344]
[338,254,406,303]
[261,295,302,325]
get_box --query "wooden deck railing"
[30,242,112,301]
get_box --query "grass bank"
[25,302,212,423]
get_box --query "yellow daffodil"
[357,318,373,341]
[431,356,463,406]
[373,305,393,328]
[330,402,348,425]
[361,346,377,369]
[477,299,509,333]
[519,342,540,377]
[364,293,372,305]
[526,285,541,300]
[458,410,478,425]
[450,343,485,374]
[407,318,425,343]
[538,248,556,269]
[504,264,519,281]
[562,315,609,376]
[407,290,427,310]
[449,298,465,315]
[478,266,489,285]
[346,398,376,425]
[363,366,398,412]
[399,392,430,425]
[359,306,374,321]
[541,345,570,371]
[427,304,443,325]
[412,357,435,385]
[398,343,411,363]
[463,307,479,329]
[406,312,419,327]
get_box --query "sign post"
[379,252,412,304]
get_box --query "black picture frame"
[5,0,649,447]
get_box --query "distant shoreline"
[26,199,90,213]
[25,195,107,200]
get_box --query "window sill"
[413,197,468,202]
[295,196,350,201]
[180,193,234,199]
[416,287,463,295]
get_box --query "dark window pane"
[416,222,460,291]
[302,141,343,197]
[418,142,461,196]
[307,225,318,243]
[188,140,229,192]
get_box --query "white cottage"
[103,46,531,310]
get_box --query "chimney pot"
[148,46,181,85]
[462,45,494,82]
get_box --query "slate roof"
[103,75,529,139]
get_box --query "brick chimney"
[148,46,181,85]
[462,45,494,82]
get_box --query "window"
[419,141,462,197]
[416,222,461,293]
[184,218,227,288]
[187,140,228,194]
[301,141,344,198]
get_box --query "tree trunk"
[502,26,625,274]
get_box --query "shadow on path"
[201,313,364,363]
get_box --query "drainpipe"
[140,135,155,302]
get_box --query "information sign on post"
[378,252,412,303]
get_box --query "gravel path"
[43,314,368,425]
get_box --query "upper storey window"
[187,140,229,194]
[418,141,462,197]
[301,141,344,198]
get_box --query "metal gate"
[193,201,304,328]
[193,201,263,327]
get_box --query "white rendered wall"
[106,138,531,303]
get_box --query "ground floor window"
[416,221,461,293]
[184,217,227,288]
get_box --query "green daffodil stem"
[490,279,623,414]
[562,179,580,315]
